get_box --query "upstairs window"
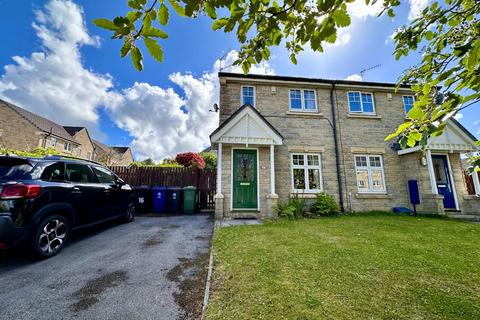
[64,142,72,152]
[289,89,317,112]
[354,155,386,193]
[403,95,415,115]
[241,86,255,107]
[348,92,375,114]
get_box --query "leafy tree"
[95,0,479,170]
[200,151,217,169]
[140,158,156,165]
[175,152,206,169]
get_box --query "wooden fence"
[109,166,216,211]
[464,171,479,195]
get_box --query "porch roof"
[398,119,478,155]
[210,104,283,146]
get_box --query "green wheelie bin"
[183,186,198,213]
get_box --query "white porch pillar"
[270,144,275,194]
[426,149,438,194]
[216,143,222,194]
[472,171,480,196]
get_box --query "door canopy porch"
[398,119,478,155]
[210,104,283,146]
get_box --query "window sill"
[347,114,382,119]
[290,192,321,199]
[286,111,324,118]
[355,193,391,199]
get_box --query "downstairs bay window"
[354,155,386,193]
[291,153,323,192]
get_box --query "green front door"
[232,149,258,209]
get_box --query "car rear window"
[0,158,34,180]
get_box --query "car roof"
[0,155,104,167]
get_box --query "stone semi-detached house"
[0,99,134,166]
[63,126,97,161]
[0,99,80,155]
[93,140,134,166]
[210,73,480,219]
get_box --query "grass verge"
[207,214,480,319]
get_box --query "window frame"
[289,88,318,112]
[347,91,376,114]
[402,95,415,116]
[49,137,57,147]
[354,154,387,194]
[290,153,323,193]
[64,142,72,152]
[241,85,256,107]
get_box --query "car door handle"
[71,187,82,195]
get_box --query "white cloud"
[345,74,363,81]
[325,33,351,48]
[454,113,463,120]
[107,50,275,160]
[0,0,117,138]
[347,0,384,19]
[0,1,275,161]
[408,0,429,21]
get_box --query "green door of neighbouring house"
[232,149,258,209]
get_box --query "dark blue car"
[0,155,136,259]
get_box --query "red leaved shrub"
[175,152,206,169]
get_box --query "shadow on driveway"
[0,214,214,320]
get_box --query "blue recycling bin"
[167,187,182,213]
[152,187,167,214]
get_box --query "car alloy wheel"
[38,219,67,254]
[124,202,135,222]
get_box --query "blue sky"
[0,0,478,160]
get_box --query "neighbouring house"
[63,126,97,161]
[0,99,81,155]
[210,72,480,219]
[93,140,134,166]
[0,99,133,164]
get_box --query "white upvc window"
[347,91,375,114]
[49,137,57,147]
[64,142,72,152]
[289,89,317,112]
[241,86,255,107]
[291,153,323,192]
[402,95,415,116]
[354,155,386,193]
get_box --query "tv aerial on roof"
[359,64,382,79]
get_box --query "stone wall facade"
[71,129,96,160]
[0,102,43,151]
[215,75,476,218]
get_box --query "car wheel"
[123,201,135,223]
[31,215,69,259]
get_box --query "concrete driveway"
[0,214,213,320]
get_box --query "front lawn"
[207,215,480,319]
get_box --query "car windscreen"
[0,158,34,180]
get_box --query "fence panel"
[109,166,216,211]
